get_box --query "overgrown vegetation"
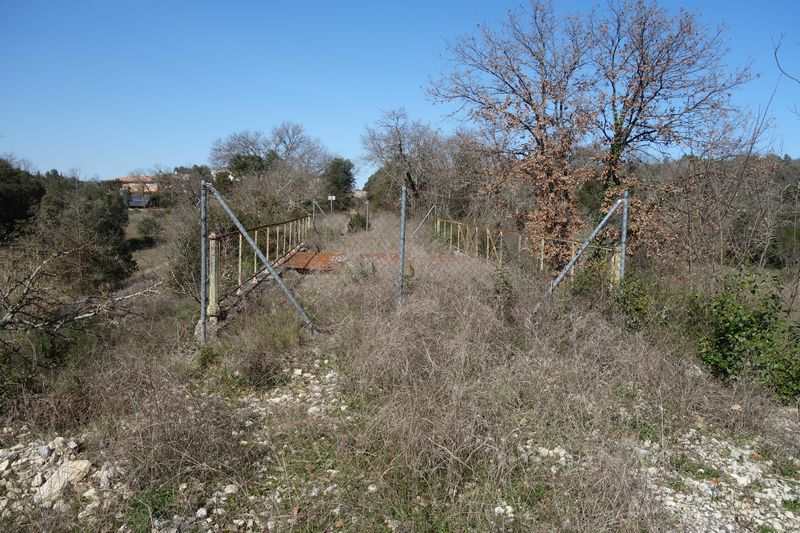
[698,273,800,400]
[1,0,800,529]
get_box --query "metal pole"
[205,183,316,331]
[199,181,208,343]
[549,198,624,294]
[411,204,436,238]
[619,190,629,283]
[397,184,407,305]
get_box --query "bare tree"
[774,38,800,87]
[774,38,800,119]
[209,130,272,169]
[431,1,593,168]
[269,122,331,173]
[1,244,160,347]
[591,0,751,186]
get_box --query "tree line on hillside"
[0,157,133,289]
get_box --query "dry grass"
[3,210,794,532]
[2,288,263,532]
[289,211,786,530]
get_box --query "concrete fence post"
[253,231,258,276]
[540,238,545,272]
[549,197,624,294]
[207,233,220,319]
[237,233,243,288]
[619,190,630,283]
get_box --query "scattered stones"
[37,446,52,460]
[196,507,208,519]
[643,430,800,532]
[34,459,92,504]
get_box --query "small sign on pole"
[327,195,336,213]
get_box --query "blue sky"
[1,0,799,183]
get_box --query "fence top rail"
[210,214,311,240]
[437,219,617,251]
[437,218,500,232]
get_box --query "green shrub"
[570,258,608,298]
[613,276,654,330]
[698,272,800,400]
[36,179,134,292]
[197,345,222,370]
[126,487,175,533]
[698,273,781,379]
[347,212,368,232]
[760,321,800,399]
[137,216,162,244]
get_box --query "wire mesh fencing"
[194,177,631,344]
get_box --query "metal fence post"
[619,190,629,283]
[397,184,407,305]
[198,180,208,343]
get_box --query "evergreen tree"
[323,158,355,208]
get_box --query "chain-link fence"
[195,179,631,342]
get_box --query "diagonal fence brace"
[548,197,625,294]
[203,181,316,332]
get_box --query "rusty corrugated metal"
[282,251,345,272]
